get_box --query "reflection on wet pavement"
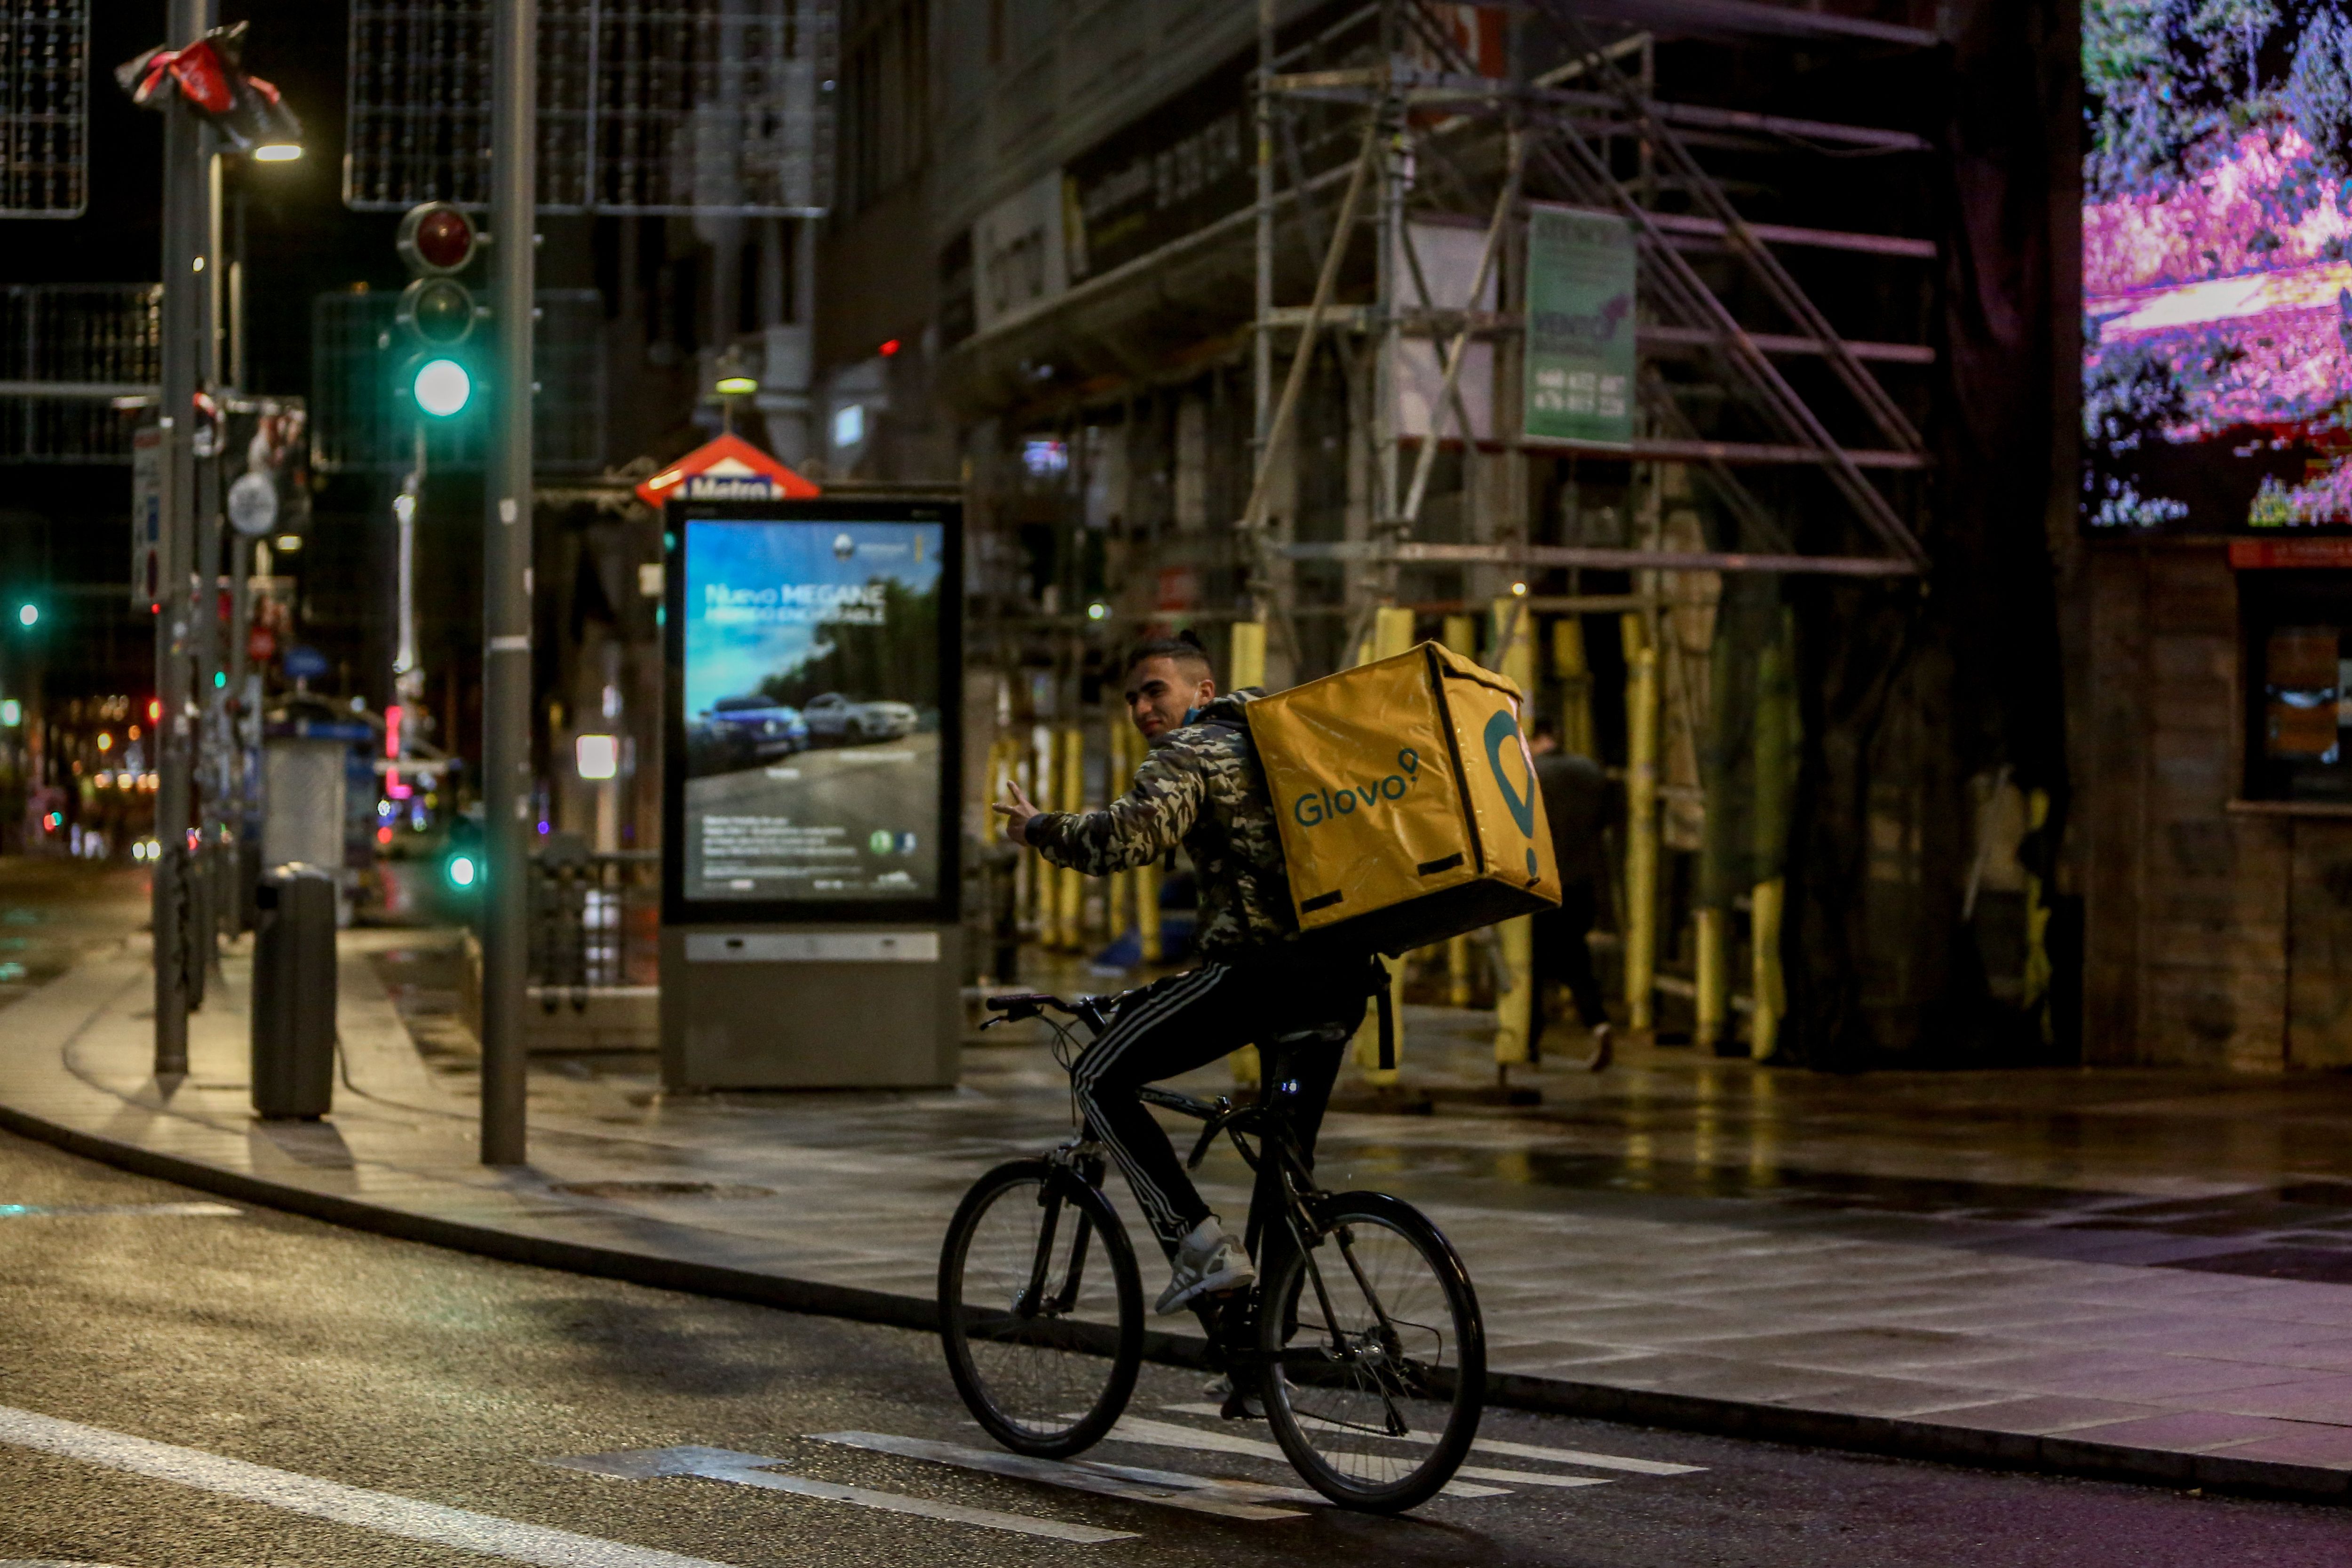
[352,932,2352,1290]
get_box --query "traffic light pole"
[152,0,213,1077]
[480,0,536,1165]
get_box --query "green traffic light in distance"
[414,358,472,418]
[447,853,477,889]
[16,604,34,628]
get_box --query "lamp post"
[151,0,212,1076]
[479,0,538,1166]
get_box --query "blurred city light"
[575,733,620,780]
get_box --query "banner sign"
[664,498,961,924]
[1522,203,1637,449]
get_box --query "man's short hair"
[1123,631,1213,680]
[1531,715,1559,740]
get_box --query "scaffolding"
[1224,0,1939,1062]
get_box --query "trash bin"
[251,862,336,1120]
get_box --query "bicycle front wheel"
[1257,1192,1485,1512]
[938,1159,1143,1458]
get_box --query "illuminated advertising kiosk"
[660,495,962,1089]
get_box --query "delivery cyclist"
[994,633,1377,1317]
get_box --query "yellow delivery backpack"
[1247,641,1561,955]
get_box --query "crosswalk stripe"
[0,1404,743,1568]
[541,1446,1134,1544]
[1161,1402,1706,1476]
[0,1202,238,1218]
[809,1431,1310,1521]
[1094,1415,1513,1499]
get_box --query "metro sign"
[635,431,820,510]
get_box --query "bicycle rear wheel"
[1257,1192,1485,1512]
[938,1158,1143,1458]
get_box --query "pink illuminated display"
[2084,3,2352,530]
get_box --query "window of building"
[2242,572,2352,801]
[837,0,930,220]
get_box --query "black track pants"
[1073,953,1368,1258]
[1532,882,1608,1049]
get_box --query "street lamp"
[252,142,300,163]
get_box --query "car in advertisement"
[699,694,809,766]
[801,692,918,745]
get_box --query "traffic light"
[394,202,483,419]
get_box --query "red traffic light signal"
[397,202,476,276]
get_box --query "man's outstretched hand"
[993,778,1041,845]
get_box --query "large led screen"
[2086,4,2352,530]
[671,509,952,913]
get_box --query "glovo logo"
[1293,746,1422,828]
[1483,708,1542,880]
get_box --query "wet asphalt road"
[0,1130,2346,1567]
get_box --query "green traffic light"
[446,852,477,889]
[413,358,472,418]
[16,604,35,628]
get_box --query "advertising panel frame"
[661,495,963,928]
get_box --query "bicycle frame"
[985,988,1415,1410]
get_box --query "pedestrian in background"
[1527,717,1613,1071]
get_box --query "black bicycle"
[938,987,1486,1513]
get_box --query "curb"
[1,1098,2344,1508]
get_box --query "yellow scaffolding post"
[1493,596,1537,1071]
[1056,725,1086,950]
[1694,907,1729,1051]
[1349,606,1416,1086]
[1622,616,1660,1033]
[1136,695,1162,963]
[1229,620,1267,691]
[1749,618,1793,1058]
[1104,711,1131,947]
[1441,613,1478,1008]
[1226,620,1269,1086]
[1022,724,1051,938]
[1552,617,1596,757]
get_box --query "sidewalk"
[4,924,2352,1504]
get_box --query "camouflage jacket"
[1026,690,1297,959]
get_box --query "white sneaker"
[1156,1218,1253,1315]
[1202,1373,1265,1419]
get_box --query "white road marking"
[0,1404,744,1568]
[542,1445,1135,1544]
[1162,1401,1706,1476]
[1095,1415,1513,1498]
[811,1430,1311,1521]
[0,1202,238,1218]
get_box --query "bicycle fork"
[1020,1169,1098,1319]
